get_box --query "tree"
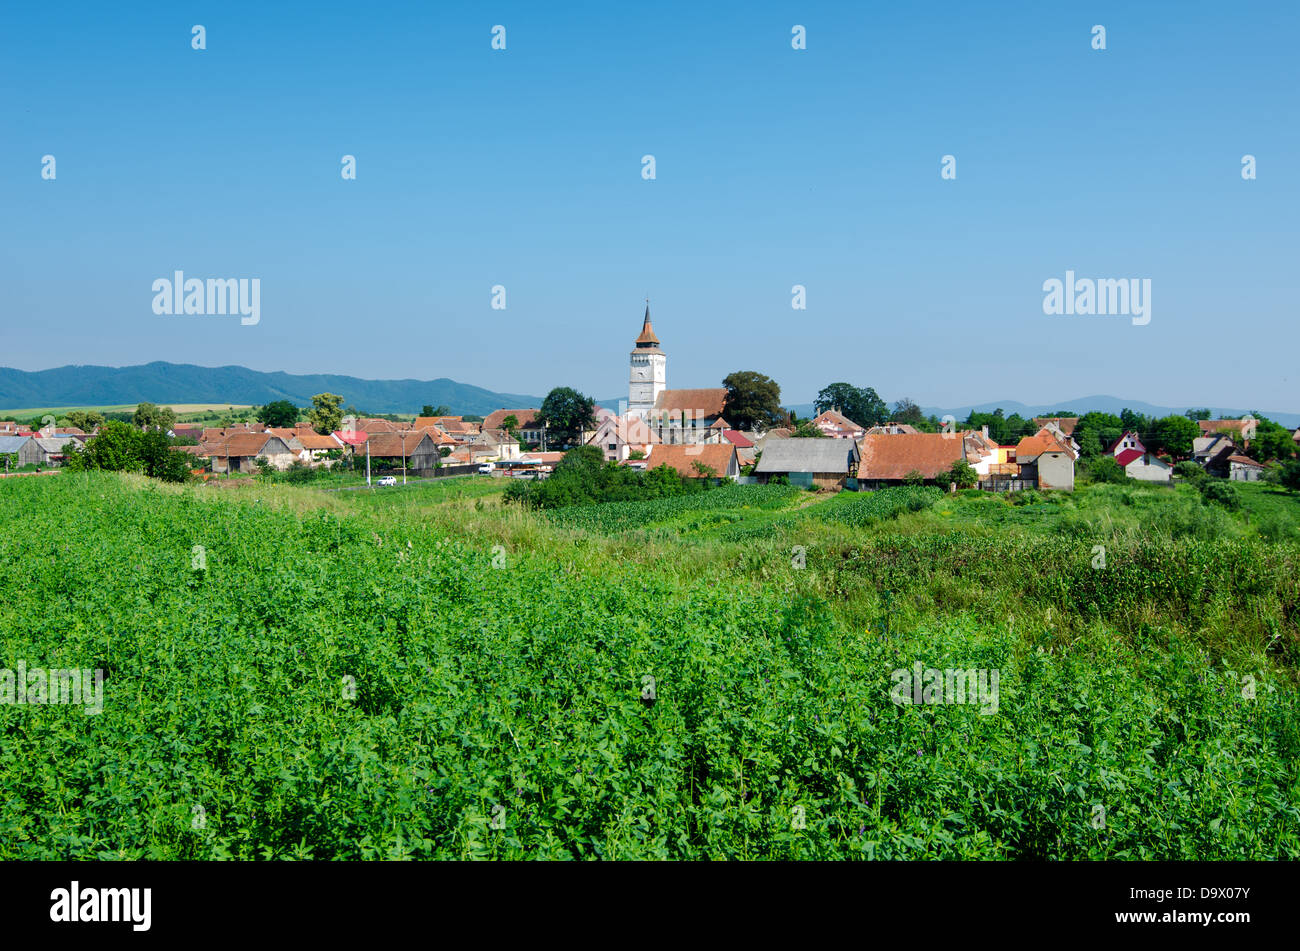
[1151,415,1201,458]
[791,421,827,438]
[65,410,105,432]
[814,383,888,428]
[892,398,925,426]
[1185,408,1212,421]
[903,469,925,486]
[62,420,189,483]
[500,414,519,434]
[1248,418,1297,462]
[258,400,300,429]
[722,371,784,431]
[948,459,977,489]
[421,404,451,418]
[537,387,597,448]
[309,393,344,435]
[133,402,176,433]
[691,460,718,479]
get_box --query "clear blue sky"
[1,1,1297,411]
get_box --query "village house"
[483,409,545,445]
[1111,431,1172,482]
[1033,417,1079,438]
[1227,453,1266,482]
[468,428,523,462]
[362,431,440,474]
[0,435,38,468]
[809,410,867,439]
[1013,429,1077,491]
[584,414,661,463]
[636,443,740,480]
[722,429,756,467]
[646,389,730,446]
[291,428,345,466]
[855,432,968,488]
[209,433,298,474]
[1193,433,1237,477]
[754,438,859,489]
[1198,418,1256,445]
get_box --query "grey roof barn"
[754,438,858,474]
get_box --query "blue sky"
[1,1,1297,411]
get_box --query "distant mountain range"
[2,363,1296,428]
[915,397,1299,430]
[0,362,543,417]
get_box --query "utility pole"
[366,437,371,486]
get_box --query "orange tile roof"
[857,433,965,480]
[643,443,737,477]
[1033,417,1079,436]
[483,409,541,430]
[652,389,728,418]
[365,432,433,456]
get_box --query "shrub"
[1087,457,1127,484]
[1281,459,1300,492]
[1197,479,1241,510]
[902,469,925,487]
[948,460,977,490]
[1173,460,1205,481]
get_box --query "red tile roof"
[723,429,754,448]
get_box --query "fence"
[978,479,1035,493]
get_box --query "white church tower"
[627,301,667,420]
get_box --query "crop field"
[0,473,1297,859]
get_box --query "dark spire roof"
[634,301,661,348]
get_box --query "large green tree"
[813,383,888,428]
[722,371,784,431]
[65,410,105,432]
[1151,415,1201,458]
[891,398,925,426]
[309,393,344,434]
[536,387,598,448]
[133,402,177,433]
[258,400,300,428]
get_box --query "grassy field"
[0,472,1296,859]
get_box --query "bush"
[1087,457,1127,484]
[902,469,925,487]
[1281,459,1300,492]
[1197,479,1241,510]
[1173,460,1205,481]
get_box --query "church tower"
[628,302,667,419]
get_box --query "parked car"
[376,476,397,486]
[477,463,495,474]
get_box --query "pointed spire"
[634,299,660,348]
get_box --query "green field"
[0,473,1296,859]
